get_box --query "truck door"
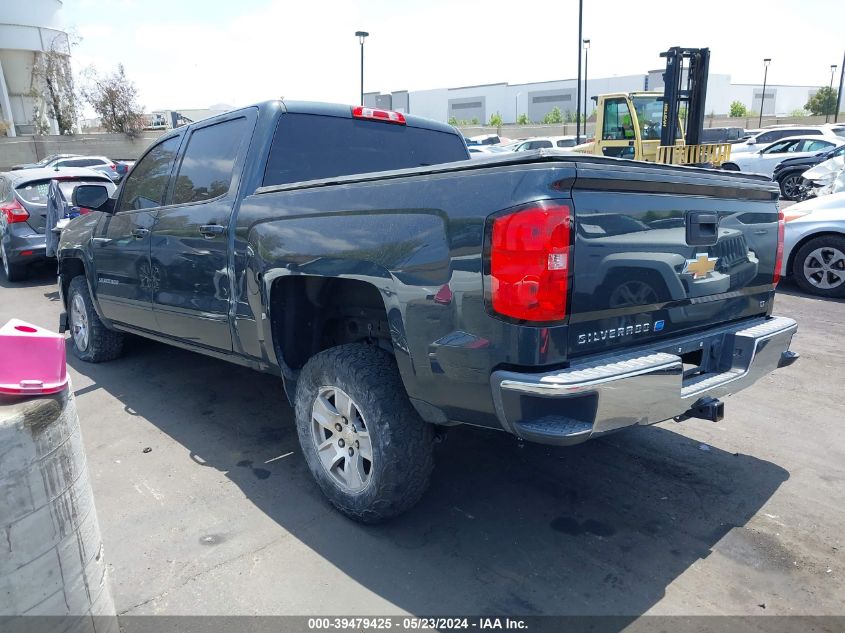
[597,97,639,159]
[149,112,253,351]
[91,135,181,328]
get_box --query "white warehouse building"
[0,0,70,136]
[366,72,823,124]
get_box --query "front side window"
[117,136,181,212]
[762,140,795,154]
[172,117,247,204]
[602,99,634,141]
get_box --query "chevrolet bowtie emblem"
[683,253,718,279]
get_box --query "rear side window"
[263,113,469,187]
[172,117,248,204]
[556,139,575,147]
[118,136,181,212]
[16,180,51,204]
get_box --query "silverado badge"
[683,253,718,280]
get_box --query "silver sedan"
[781,192,845,297]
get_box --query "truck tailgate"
[567,161,780,358]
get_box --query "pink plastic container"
[0,319,68,395]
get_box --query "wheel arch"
[786,230,845,275]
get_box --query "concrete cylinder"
[0,387,116,633]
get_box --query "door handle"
[131,228,150,239]
[686,212,719,246]
[199,224,225,238]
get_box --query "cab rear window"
[263,113,469,187]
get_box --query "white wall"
[729,84,819,115]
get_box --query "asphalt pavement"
[1,263,843,619]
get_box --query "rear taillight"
[109,163,116,170]
[351,106,406,125]
[773,210,785,286]
[1,198,29,224]
[489,200,571,322]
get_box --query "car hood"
[786,191,845,216]
[775,154,824,170]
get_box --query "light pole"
[515,92,521,124]
[583,39,590,138]
[836,51,844,124]
[759,58,771,128]
[575,0,583,143]
[826,63,838,123]
[355,31,369,106]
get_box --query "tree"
[790,108,809,117]
[805,87,838,116]
[729,101,748,117]
[29,37,79,135]
[82,64,145,136]
[516,113,529,125]
[542,107,563,124]
[448,116,458,126]
[488,112,503,127]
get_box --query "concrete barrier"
[0,387,116,633]
[0,132,165,171]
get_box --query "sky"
[63,0,845,113]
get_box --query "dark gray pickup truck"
[58,100,798,522]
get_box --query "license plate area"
[659,334,729,386]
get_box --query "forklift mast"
[659,47,710,147]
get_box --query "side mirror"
[747,139,756,145]
[72,184,113,213]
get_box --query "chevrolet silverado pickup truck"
[57,100,799,522]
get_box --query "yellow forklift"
[577,47,732,167]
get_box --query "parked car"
[465,134,501,146]
[773,144,845,200]
[11,154,80,170]
[0,168,114,281]
[58,100,797,522]
[780,192,845,297]
[50,156,122,182]
[730,126,845,155]
[513,136,578,151]
[721,136,838,177]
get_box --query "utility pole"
[355,31,369,106]
[575,0,583,143]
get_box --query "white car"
[722,136,838,177]
[513,136,578,151]
[781,192,845,297]
[731,125,845,155]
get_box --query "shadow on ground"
[775,278,845,303]
[68,334,789,618]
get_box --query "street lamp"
[583,39,590,138]
[355,31,369,106]
[759,58,771,128]
[575,0,583,144]
[515,92,521,124]
[836,51,844,124]
[826,63,838,123]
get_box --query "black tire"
[67,276,125,362]
[778,172,804,201]
[294,343,435,523]
[791,235,845,298]
[721,162,740,171]
[1,243,27,282]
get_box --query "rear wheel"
[792,236,845,298]
[67,276,125,362]
[1,242,27,282]
[294,343,435,523]
[722,162,740,171]
[778,172,805,201]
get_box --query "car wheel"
[778,173,804,201]
[1,242,27,282]
[294,343,435,523]
[722,163,740,171]
[792,236,845,298]
[67,276,125,362]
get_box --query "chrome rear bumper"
[490,316,797,446]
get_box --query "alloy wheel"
[70,293,90,351]
[803,246,845,290]
[310,386,373,493]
